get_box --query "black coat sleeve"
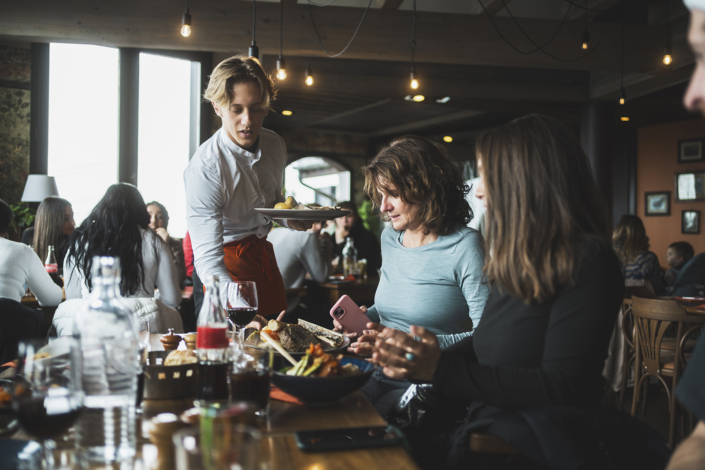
[432,247,624,409]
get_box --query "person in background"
[665,2,705,468]
[333,201,382,276]
[146,201,187,287]
[665,241,695,286]
[64,184,181,309]
[183,231,204,323]
[21,197,74,269]
[612,214,665,294]
[0,198,63,306]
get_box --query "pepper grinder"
[148,413,188,470]
[159,328,182,351]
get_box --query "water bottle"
[342,237,358,278]
[196,276,230,404]
[73,256,138,465]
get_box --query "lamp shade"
[21,175,60,202]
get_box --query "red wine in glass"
[197,362,230,401]
[228,307,258,327]
[15,395,81,440]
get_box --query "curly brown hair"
[362,135,473,236]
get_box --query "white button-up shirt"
[184,127,287,284]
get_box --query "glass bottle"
[44,245,58,274]
[72,256,138,466]
[342,237,358,277]
[196,276,230,404]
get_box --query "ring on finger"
[405,352,416,362]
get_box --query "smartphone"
[295,426,406,452]
[330,295,369,335]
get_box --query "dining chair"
[630,296,705,448]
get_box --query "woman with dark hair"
[0,198,63,306]
[612,214,664,293]
[146,201,187,287]
[64,184,181,308]
[22,197,75,269]
[368,115,626,467]
[337,135,490,414]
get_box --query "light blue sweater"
[365,225,490,349]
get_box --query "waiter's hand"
[246,310,287,330]
[288,219,317,231]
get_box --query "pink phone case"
[330,295,369,335]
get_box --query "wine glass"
[13,338,83,469]
[136,318,151,411]
[224,281,258,350]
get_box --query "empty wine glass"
[13,338,83,469]
[223,282,258,350]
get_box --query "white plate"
[255,208,351,220]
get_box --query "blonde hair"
[203,55,276,111]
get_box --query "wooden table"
[310,278,379,309]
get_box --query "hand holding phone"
[330,295,369,336]
[295,426,406,452]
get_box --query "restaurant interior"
[1,0,705,469]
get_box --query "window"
[285,157,351,206]
[47,43,119,226]
[137,53,198,238]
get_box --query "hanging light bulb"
[181,0,191,37]
[249,0,259,58]
[305,66,314,86]
[276,58,287,80]
[663,43,673,65]
[581,29,589,50]
[410,69,419,89]
[619,88,626,105]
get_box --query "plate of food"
[256,196,350,220]
[245,319,350,356]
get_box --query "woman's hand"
[347,322,390,357]
[332,305,369,339]
[371,325,441,383]
[288,220,317,232]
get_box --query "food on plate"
[297,319,345,348]
[248,319,345,352]
[164,349,197,366]
[271,195,343,211]
[33,352,50,361]
[284,344,360,377]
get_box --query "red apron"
[223,235,287,318]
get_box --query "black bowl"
[270,356,375,405]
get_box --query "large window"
[137,53,197,238]
[48,43,119,226]
[285,157,351,206]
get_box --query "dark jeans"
[361,368,412,417]
[0,298,45,364]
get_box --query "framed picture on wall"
[675,171,705,202]
[645,191,671,216]
[679,139,704,163]
[682,210,701,234]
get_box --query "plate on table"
[243,328,351,357]
[328,275,356,284]
[255,208,350,220]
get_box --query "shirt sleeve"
[25,247,63,307]
[432,247,623,409]
[155,239,182,309]
[299,233,333,283]
[184,163,232,286]
[365,304,381,323]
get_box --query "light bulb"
[305,75,313,86]
[413,95,425,102]
[281,110,293,116]
[443,136,453,143]
[411,79,419,89]
[581,30,589,50]
[621,117,630,121]
[619,98,625,105]
[277,69,287,80]
[181,10,192,37]
[276,58,286,80]
[181,24,191,37]
[619,88,626,105]
[663,54,672,65]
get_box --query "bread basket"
[143,351,198,400]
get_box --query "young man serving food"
[184,56,312,324]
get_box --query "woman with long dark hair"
[28,197,74,269]
[64,184,181,308]
[612,214,663,293]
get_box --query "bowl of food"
[270,344,375,405]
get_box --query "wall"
[637,118,705,267]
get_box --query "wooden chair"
[630,296,705,448]
[618,286,656,406]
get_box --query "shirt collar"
[219,129,262,162]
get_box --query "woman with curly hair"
[64,184,181,308]
[612,214,664,293]
[337,135,490,414]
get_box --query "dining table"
[2,334,420,470]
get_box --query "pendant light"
[249,0,259,59]
[181,0,191,37]
[409,0,418,90]
[581,0,589,49]
[276,0,287,79]
[305,65,314,86]
[619,0,625,105]
[663,0,673,65]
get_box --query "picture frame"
[675,171,705,202]
[682,210,701,235]
[644,191,671,216]
[679,139,704,163]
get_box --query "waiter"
[184,55,311,322]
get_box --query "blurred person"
[146,201,187,287]
[368,115,628,468]
[665,241,695,286]
[333,201,382,276]
[612,214,664,294]
[21,197,74,269]
[64,184,181,308]
[666,3,705,468]
[0,198,63,306]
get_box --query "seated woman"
[146,201,187,287]
[30,197,75,272]
[369,115,625,467]
[0,198,63,307]
[64,184,181,309]
[612,214,664,294]
[337,135,490,413]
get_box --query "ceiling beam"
[368,110,484,137]
[591,64,694,101]
[306,98,392,127]
[0,0,690,72]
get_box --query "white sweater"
[64,228,181,308]
[0,237,63,306]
